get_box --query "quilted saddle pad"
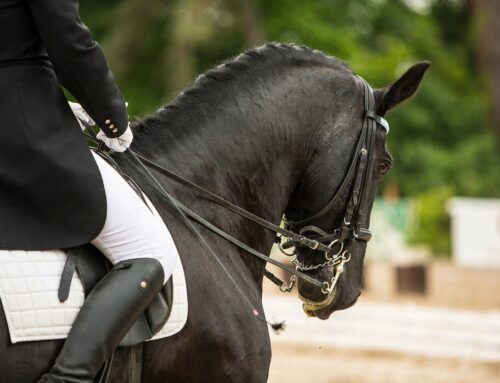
[0,246,188,344]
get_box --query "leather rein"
[84,75,389,299]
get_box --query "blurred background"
[80,0,500,381]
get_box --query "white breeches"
[90,152,178,284]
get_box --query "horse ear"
[375,61,431,116]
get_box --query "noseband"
[282,76,389,303]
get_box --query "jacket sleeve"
[27,0,128,138]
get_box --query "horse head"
[285,61,430,319]
[132,44,429,321]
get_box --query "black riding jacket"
[0,0,127,249]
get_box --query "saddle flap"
[58,244,174,346]
[119,279,174,347]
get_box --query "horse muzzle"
[299,284,340,319]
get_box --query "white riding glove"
[97,126,134,153]
[69,101,95,130]
[69,101,133,152]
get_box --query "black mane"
[134,43,351,137]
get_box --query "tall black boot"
[38,258,165,383]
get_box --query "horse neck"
[156,107,309,245]
[136,65,349,286]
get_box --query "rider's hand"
[97,125,134,153]
[68,101,94,130]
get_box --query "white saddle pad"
[0,247,188,344]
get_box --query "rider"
[0,0,177,381]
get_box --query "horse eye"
[377,161,390,175]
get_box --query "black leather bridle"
[84,75,389,299]
[283,76,389,279]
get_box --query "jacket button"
[112,127,118,133]
[105,119,111,124]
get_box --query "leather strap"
[124,153,324,288]
[264,269,286,287]
[132,152,331,254]
[80,74,387,286]
[286,121,368,228]
[58,251,76,302]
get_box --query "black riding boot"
[38,258,165,383]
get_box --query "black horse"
[0,44,429,382]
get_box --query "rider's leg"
[39,153,178,383]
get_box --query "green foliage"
[256,0,498,198]
[406,187,453,256]
[76,0,498,254]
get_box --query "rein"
[84,129,324,290]
[83,74,388,309]
[130,152,332,255]
[125,150,325,288]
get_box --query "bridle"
[83,75,389,312]
[279,75,389,310]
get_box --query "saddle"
[57,151,174,347]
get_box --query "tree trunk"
[166,0,220,93]
[471,0,500,142]
[238,0,265,47]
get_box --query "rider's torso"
[0,1,50,67]
[0,0,107,251]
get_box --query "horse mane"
[134,43,351,137]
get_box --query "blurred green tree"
[407,187,453,255]
[78,0,499,256]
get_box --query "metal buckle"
[325,239,343,260]
[353,228,372,242]
[298,237,320,250]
